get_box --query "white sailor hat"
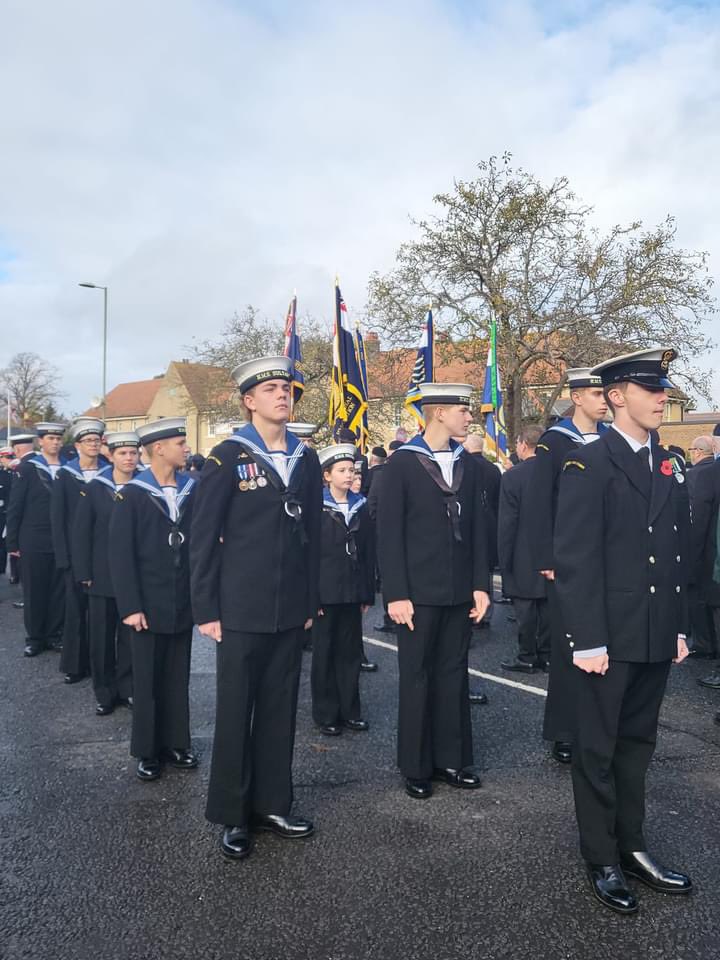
[0,446,13,457]
[35,422,66,437]
[591,348,677,391]
[318,443,357,468]
[8,432,36,446]
[566,367,603,389]
[105,431,141,450]
[71,417,106,441]
[418,382,473,405]
[231,355,293,393]
[136,418,187,445]
[287,422,318,438]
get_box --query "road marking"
[363,635,548,698]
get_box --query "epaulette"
[207,454,223,467]
[563,459,586,471]
[536,442,550,453]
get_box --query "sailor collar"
[59,456,108,482]
[396,434,465,464]
[126,468,195,516]
[228,423,306,485]
[93,464,142,492]
[547,417,609,444]
[323,488,366,524]
[28,453,66,477]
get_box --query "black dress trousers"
[88,595,133,708]
[20,552,65,645]
[395,603,473,780]
[206,627,304,827]
[570,659,671,864]
[311,604,362,726]
[59,572,89,676]
[542,582,576,742]
[130,629,192,759]
[513,596,551,663]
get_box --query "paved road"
[2,577,719,960]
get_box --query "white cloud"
[1,0,718,414]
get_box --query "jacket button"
[648,526,653,533]
[676,555,681,562]
[650,586,656,594]
[673,524,678,532]
[565,633,572,638]
[569,641,574,648]
[649,556,656,564]
[676,585,681,593]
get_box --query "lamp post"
[79,283,108,414]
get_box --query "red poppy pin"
[660,459,673,476]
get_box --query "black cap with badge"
[591,348,677,391]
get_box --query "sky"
[1,0,719,415]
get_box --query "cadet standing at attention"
[526,369,608,764]
[555,348,692,915]
[312,443,374,736]
[376,382,490,800]
[73,431,141,717]
[191,356,321,862]
[109,418,198,782]
[6,423,67,657]
[52,417,107,684]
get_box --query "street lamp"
[79,282,108,414]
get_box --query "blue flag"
[329,282,368,448]
[283,294,305,412]
[405,309,434,429]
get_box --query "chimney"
[364,331,380,354]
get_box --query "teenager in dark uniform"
[6,423,67,656]
[6,433,37,585]
[0,447,14,580]
[52,417,107,684]
[376,382,491,799]
[109,418,197,782]
[526,369,609,764]
[191,356,321,861]
[555,348,692,915]
[73,431,141,716]
[286,422,318,447]
[312,443,374,735]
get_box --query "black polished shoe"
[136,758,162,781]
[586,863,638,914]
[620,851,693,894]
[536,659,551,673]
[12,600,24,609]
[360,660,378,672]
[47,637,63,652]
[222,825,253,860]
[250,814,314,839]
[500,657,536,674]
[317,723,342,736]
[160,748,198,769]
[374,621,395,633]
[343,718,369,732]
[468,691,488,705]
[405,778,433,799]
[433,766,482,789]
[24,641,43,657]
[63,673,86,684]
[116,696,133,709]
[687,649,716,660]
[95,703,114,716]
[552,741,572,764]
[697,672,720,689]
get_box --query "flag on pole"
[328,281,368,447]
[354,323,371,453]
[283,294,304,416]
[480,318,509,463]
[405,309,434,429]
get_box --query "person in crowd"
[685,436,718,662]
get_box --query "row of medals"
[238,463,268,492]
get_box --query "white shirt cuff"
[573,646,607,659]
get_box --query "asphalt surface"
[2,576,720,960]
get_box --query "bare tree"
[367,154,715,443]
[0,352,67,425]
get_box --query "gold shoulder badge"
[661,349,675,370]
[563,459,586,471]
[537,442,550,453]
[207,454,223,467]
[238,451,249,460]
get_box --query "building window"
[207,422,216,438]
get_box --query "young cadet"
[52,417,107,684]
[6,423,67,656]
[6,432,37,587]
[191,356,321,862]
[376,383,491,800]
[73,432,141,716]
[286,422,318,447]
[312,444,374,736]
[109,418,197,782]
[526,368,608,764]
[555,348,692,915]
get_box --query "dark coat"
[688,455,720,606]
[366,462,386,522]
[498,457,547,599]
[470,452,501,568]
[0,467,13,523]
[555,428,690,663]
[51,460,100,570]
[109,471,196,633]
[190,435,322,633]
[6,455,61,554]
[376,443,490,606]
[72,467,142,597]
[526,427,584,572]
[318,493,375,606]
